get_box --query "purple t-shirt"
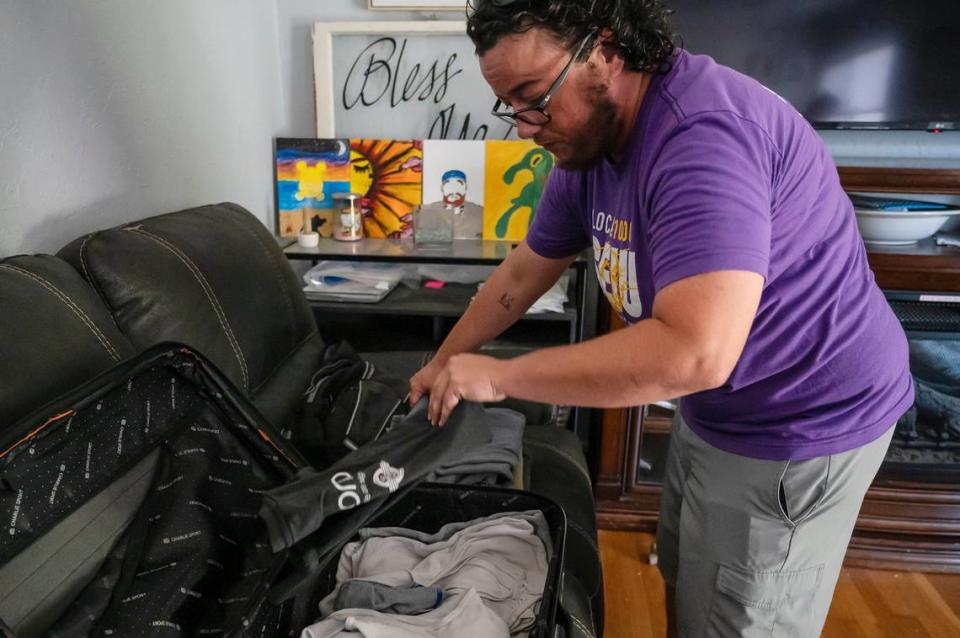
[527,50,914,461]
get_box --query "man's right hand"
[408,357,446,406]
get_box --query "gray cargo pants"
[656,413,894,637]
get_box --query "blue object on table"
[850,194,952,211]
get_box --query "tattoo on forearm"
[498,292,515,310]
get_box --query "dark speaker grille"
[889,300,960,332]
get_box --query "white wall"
[0,0,283,257]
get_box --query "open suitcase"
[0,345,570,637]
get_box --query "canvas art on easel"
[275,138,351,237]
[422,140,485,240]
[482,140,555,241]
[349,139,423,239]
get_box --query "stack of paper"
[303,261,407,303]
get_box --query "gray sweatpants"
[656,413,894,637]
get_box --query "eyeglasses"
[491,28,598,128]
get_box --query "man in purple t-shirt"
[409,1,913,635]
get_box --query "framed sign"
[368,1,465,9]
[312,21,516,141]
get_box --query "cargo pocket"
[705,563,823,637]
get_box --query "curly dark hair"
[466,0,676,74]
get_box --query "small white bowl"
[297,231,319,248]
[854,208,960,245]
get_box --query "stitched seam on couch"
[523,438,592,486]
[565,523,603,600]
[77,234,128,336]
[249,329,319,397]
[0,264,122,362]
[222,203,298,346]
[127,227,250,391]
[78,234,94,283]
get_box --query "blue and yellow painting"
[275,138,351,237]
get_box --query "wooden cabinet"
[593,310,673,530]
[592,167,960,572]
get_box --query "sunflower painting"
[349,139,423,239]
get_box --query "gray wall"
[1,0,958,257]
[0,0,283,257]
[825,131,960,168]
[274,0,463,139]
[275,1,960,165]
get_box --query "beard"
[549,80,620,171]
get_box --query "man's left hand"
[428,354,508,427]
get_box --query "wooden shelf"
[841,166,960,291]
[867,238,960,292]
[839,167,960,195]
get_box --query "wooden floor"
[598,530,960,637]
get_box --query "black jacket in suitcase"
[0,345,573,637]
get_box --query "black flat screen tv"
[668,0,960,130]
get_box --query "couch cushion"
[0,255,136,430]
[57,203,323,428]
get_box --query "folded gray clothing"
[323,581,443,616]
[429,471,509,486]
[357,510,553,561]
[430,462,513,485]
[302,587,509,638]
[324,511,550,634]
[394,406,523,486]
[259,399,494,552]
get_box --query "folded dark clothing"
[290,342,409,469]
[393,406,524,486]
[304,341,370,404]
[325,581,443,616]
[259,399,493,552]
[431,465,517,486]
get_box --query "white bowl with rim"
[854,207,960,245]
